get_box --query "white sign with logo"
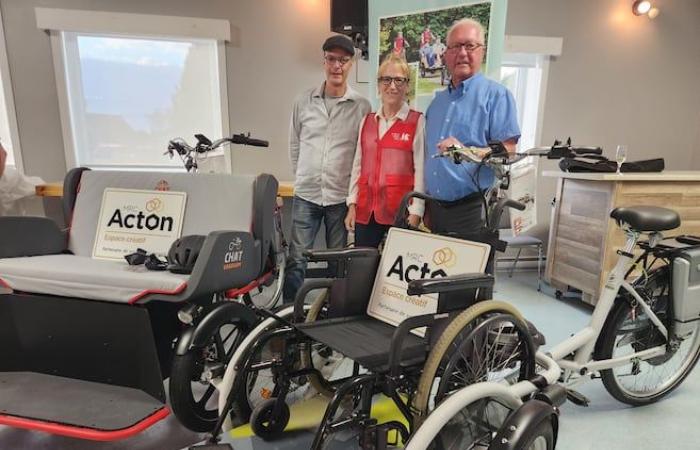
[509,159,538,236]
[367,228,491,336]
[92,188,187,260]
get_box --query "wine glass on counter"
[615,144,627,175]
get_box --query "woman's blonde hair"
[378,53,410,79]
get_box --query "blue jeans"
[283,196,348,303]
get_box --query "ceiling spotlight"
[632,0,652,15]
[648,7,660,19]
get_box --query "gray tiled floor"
[2,271,699,449]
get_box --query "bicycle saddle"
[610,206,680,232]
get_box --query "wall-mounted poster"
[370,0,506,112]
[378,2,492,99]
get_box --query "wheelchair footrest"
[0,371,168,440]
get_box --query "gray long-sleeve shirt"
[289,83,371,206]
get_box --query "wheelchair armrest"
[303,247,379,263]
[293,278,334,322]
[388,313,439,377]
[0,216,66,258]
[406,273,494,296]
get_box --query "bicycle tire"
[597,266,700,405]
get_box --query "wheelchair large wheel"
[597,266,700,405]
[170,314,256,432]
[413,301,536,418]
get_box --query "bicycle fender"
[488,400,558,450]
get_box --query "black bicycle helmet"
[167,235,206,274]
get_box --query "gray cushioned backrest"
[68,171,255,256]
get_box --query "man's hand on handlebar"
[437,137,491,160]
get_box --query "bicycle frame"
[548,228,669,387]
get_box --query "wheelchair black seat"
[296,316,427,372]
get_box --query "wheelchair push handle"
[392,191,432,229]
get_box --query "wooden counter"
[37,181,296,198]
[544,171,700,305]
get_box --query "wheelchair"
[0,167,284,439]
[206,227,544,449]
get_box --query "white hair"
[446,18,486,45]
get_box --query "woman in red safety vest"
[344,54,425,248]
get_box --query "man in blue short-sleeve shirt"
[424,18,520,237]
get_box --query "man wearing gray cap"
[284,34,371,302]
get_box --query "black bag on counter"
[559,156,664,173]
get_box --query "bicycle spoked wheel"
[599,266,700,405]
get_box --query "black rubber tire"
[598,267,700,406]
[169,316,255,432]
[519,419,555,450]
[250,398,290,441]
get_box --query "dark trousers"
[354,215,390,248]
[426,193,494,300]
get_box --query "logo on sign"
[223,237,244,270]
[433,247,456,268]
[107,198,175,232]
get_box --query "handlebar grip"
[505,199,527,211]
[230,134,269,147]
[246,138,269,147]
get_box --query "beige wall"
[2,0,699,194]
[506,0,700,238]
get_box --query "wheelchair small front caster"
[250,398,290,441]
[555,290,563,300]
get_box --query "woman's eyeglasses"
[378,76,409,87]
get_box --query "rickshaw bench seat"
[0,254,188,304]
[0,169,280,304]
[297,316,427,373]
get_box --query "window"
[500,53,545,153]
[61,33,223,169]
[0,7,21,170]
[37,8,232,170]
[0,69,17,167]
[500,35,562,153]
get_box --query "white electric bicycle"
[405,145,700,449]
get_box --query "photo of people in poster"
[379,2,491,97]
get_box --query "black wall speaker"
[330,0,368,58]
[331,0,368,36]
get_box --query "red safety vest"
[356,109,422,225]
